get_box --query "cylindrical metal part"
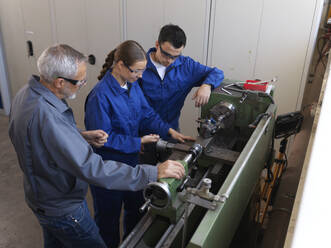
[202,178,212,190]
[156,139,175,152]
[183,144,202,164]
[143,144,203,210]
[143,182,171,209]
[183,153,193,164]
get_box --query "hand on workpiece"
[168,128,195,143]
[141,134,160,144]
[157,160,185,179]
[140,134,160,154]
[80,130,108,148]
[192,84,211,107]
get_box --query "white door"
[0,29,11,115]
[19,0,54,75]
[0,0,41,96]
[125,0,212,137]
[53,0,122,128]
[208,0,263,80]
[253,0,319,115]
[209,0,322,115]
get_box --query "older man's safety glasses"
[58,77,87,86]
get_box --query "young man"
[8,44,185,248]
[139,24,224,163]
[140,24,224,131]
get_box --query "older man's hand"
[157,160,185,180]
[81,130,108,148]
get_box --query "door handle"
[27,40,33,57]
[88,54,96,65]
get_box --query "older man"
[8,44,185,248]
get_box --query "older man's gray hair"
[37,44,87,83]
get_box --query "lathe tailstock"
[120,82,276,248]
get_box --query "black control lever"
[177,176,191,192]
[249,113,270,128]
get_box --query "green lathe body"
[120,81,276,248]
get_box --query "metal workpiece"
[142,144,203,211]
[156,139,175,152]
[183,144,203,164]
[198,101,236,138]
[156,140,202,158]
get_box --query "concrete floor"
[0,116,94,248]
[0,116,99,248]
[0,116,42,247]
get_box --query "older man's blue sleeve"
[38,110,157,191]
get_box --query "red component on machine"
[243,80,268,92]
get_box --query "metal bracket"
[184,194,218,210]
[182,178,221,210]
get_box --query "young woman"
[84,40,193,247]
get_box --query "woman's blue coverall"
[84,70,171,247]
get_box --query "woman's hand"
[141,134,160,144]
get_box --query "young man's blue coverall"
[139,48,224,132]
[138,48,224,164]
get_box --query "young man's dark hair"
[158,24,187,48]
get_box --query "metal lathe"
[120,81,276,248]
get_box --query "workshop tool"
[120,85,276,248]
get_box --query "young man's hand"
[192,84,211,107]
[157,160,185,179]
[81,130,108,148]
[168,128,195,143]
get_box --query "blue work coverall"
[139,48,224,131]
[84,70,171,247]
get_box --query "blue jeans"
[90,185,144,248]
[33,200,107,248]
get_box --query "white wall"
[125,0,211,137]
[0,0,324,134]
[0,27,11,115]
[51,0,122,127]
[0,0,32,95]
[209,0,323,116]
